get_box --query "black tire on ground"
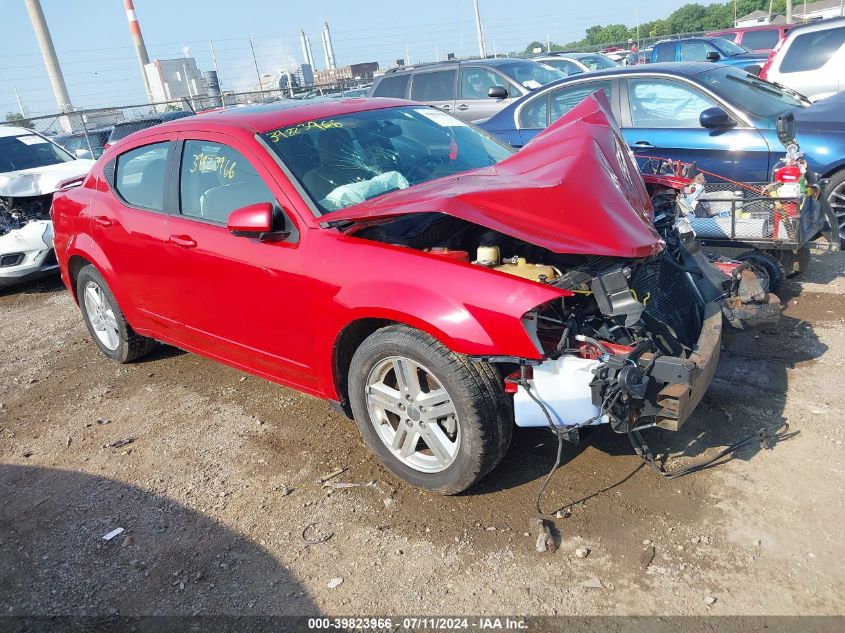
[76,264,157,363]
[735,250,786,294]
[347,324,512,495]
[820,191,843,250]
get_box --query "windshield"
[574,54,618,70]
[0,133,74,173]
[698,66,808,118]
[712,38,751,56]
[495,60,565,89]
[260,106,514,215]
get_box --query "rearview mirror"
[705,51,721,61]
[227,202,273,237]
[488,85,508,99]
[699,107,736,130]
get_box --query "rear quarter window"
[741,29,779,50]
[780,26,845,73]
[372,75,410,98]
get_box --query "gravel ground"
[1,251,844,618]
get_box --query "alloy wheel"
[364,356,460,473]
[829,180,845,241]
[83,281,120,351]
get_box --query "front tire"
[76,265,156,363]
[736,250,786,294]
[347,325,512,495]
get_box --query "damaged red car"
[51,95,770,494]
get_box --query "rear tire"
[825,169,845,249]
[736,250,786,294]
[347,324,512,495]
[76,265,156,363]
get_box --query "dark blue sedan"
[480,63,845,239]
[650,37,769,71]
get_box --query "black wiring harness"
[520,362,792,516]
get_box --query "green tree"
[5,112,33,129]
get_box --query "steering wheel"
[404,154,445,183]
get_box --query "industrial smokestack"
[124,0,154,102]
[23,0,72,113]
[321,21,336,70]
[300,30,315,70]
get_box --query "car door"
[456,66,517,121]
[621,76,772,183]
[513,78,617,147]
[163,133,316,389]
[97,137,180,331]
[409,69,457,115]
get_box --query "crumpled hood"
[328,92,662,258]
[0,160,95,198]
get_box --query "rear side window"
[780,26,845,73]
[719,32,738,42]
[179,140,274,224]
[549,80,614,124]
[372,74,410,98]
[114,143,170,210]
[654,43,675,62]
[410,70,457,101]
[741,29,779,50]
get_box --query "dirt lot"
[1,251,844,619]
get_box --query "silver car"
[369,58,564,122]
[762,17,845,101]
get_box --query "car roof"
[528,62,718,83]
[784,15,845,36]
[709,24,785,33]
[0,125,38,138]
[383,57,548,75]
[143,97,414,135]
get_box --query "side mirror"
[487,85,508,99]
[227,202,273,237]
[699,107,736,130]
[705,51,721,61]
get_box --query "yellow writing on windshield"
[267,119,343,142]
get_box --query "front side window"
[719,32,739,43]
[780,27,845,73]
[410,70,457,101]
[372,74,410,98]
[627,78,717,128]
[0,133,73,173]
[179,140,274,224]
[679,41,711,61]
[114,142,169,210]
[460,68,506,99]
[260,106,513,214]
[549,80,613,124]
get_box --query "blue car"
[650,37,769,72]
[480,63,845,240]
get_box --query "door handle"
[632,141,655,149]
[93,216,113,228]
[169,235,197,248]
[439,105,451,110]
[457,104,469,111]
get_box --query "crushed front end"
[0,194,57,289]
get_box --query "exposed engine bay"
[353,203,779,437]
[0,193,53,236]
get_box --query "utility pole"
[473,0,486,58]
[786,0,793,24]
[123,0,153,103]
[13,87,26,117]
[248,37,262,89]
[23,0,72,114]
[768,0,774,22]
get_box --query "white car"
[761,17,845,102]
[1,126,95,289]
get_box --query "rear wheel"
[825,169,845,248]
[76,265,156,363]
[736,250,786,294]
[347,325,511,495]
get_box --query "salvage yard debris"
[102,527,125,541]
[532,518,556,554]
[102,437,135,449]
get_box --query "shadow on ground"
[0,465,317,620]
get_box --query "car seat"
[302,128,373,201]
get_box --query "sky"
[0,0,714,117]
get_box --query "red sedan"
[52,95,725,494]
